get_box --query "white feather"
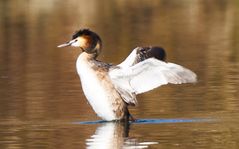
[117,48,137,67]
[110,58,197,94]
[76,54,117,121]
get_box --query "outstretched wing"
[117,46,166,68]
[110,58,197,95]
[117,48,138,68]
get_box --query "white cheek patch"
[71,40,80,47]
[71,37,87,47]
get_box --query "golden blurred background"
[0,0,239,148]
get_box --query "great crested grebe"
[57,29,197,121]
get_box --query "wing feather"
[117,48,137,68]
[110,58,197,95]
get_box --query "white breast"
[76,54,117,121]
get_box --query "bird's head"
[58,29,102,56]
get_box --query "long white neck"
[75,52,117,121]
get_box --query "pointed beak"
[57,39,77,48]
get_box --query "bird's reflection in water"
[86,122,158,149]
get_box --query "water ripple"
[75,118,216,125]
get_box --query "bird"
[57,29,197,121]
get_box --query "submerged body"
[58,29,197,121]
